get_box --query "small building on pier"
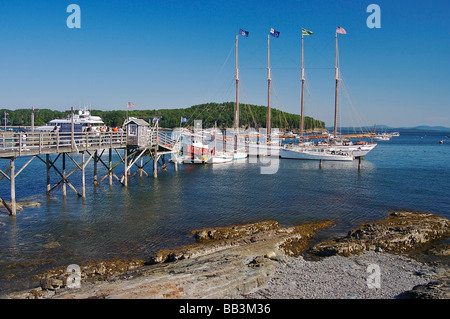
[123,118,152,148]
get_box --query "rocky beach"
[4,211,449,299]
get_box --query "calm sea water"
[0,129,449,294]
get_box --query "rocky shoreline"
[4,211,449,299]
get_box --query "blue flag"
[181,117,189,123]
[239,28,249,37]
[270,28,280,38]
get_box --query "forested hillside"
[1,102,325,130]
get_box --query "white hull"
[207,152,233,164]
[331,143,377,158]
[280,147,354,161]
[35,107,105,132]
[373,133,391,141]
[233,151,248,160]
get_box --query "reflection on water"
[0,130,449,294]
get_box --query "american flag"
[127,102,134,109]
[336,26,347,35]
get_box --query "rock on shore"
[5,212,449,299]
[310,211,450,257]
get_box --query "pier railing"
[157,129,180,151]
[0,131,127,158]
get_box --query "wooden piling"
[10,158,16,216]
[139,156,143,177]
[109,149,113,187]
[124,149,128,187]
[62,153,66,197]
[81,151,86,198]
[153,152,158,178]
[93,151,98,185]
[46,154,50,194]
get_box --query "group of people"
[50,124,124,133]
[84,125,122,133]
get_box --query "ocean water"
[0,130,449,294]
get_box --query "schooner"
[280,26,377,161]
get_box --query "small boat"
[233,147,248,160]
[207,152,233,164]
[373,133,391,141]
[439,140,444,144]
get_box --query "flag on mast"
[127,102,135,109]
[302,28,313,35]
[181,117,188,123]
[239,28,249,37]
[336,26,347,34]
[270,28,280,38]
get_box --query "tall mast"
[333,33,339,138]
[235,34,240,131]
[300,34,305,138]
[267,34,272,138]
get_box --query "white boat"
[391,132,400,137]
[329,139,377,158]
[281,27,376,161]
[281,144,354,161]
[373,133,391,141]
[233,147,248,160]
[35,106,105,132]
[207,152,233,164]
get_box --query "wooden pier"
[0,125,179,216]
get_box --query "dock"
[0,123,180,216]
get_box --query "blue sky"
[0,0,449,128]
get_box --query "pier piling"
[10,158,16,216]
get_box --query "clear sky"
[0,0,449,128]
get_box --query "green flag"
[302,28,313,35]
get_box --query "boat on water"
[233,147,248,160]
[207,151,234,164]
[35,107,105,132]
[180,136,213,164]
[373,133,391,141]
[280,27,377,162]
[281,144,354,161]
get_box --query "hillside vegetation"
[1,102,325,130]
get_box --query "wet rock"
[311,212,450,257]
[30,258,145,291]
[43,242,61,249]
[40,276,64,290]
[149,220,333,265]
[192,220,281,242]
[247,256,270,267]
[397,278,450,299]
